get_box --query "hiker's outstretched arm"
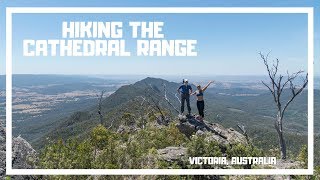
[202,81,214,91]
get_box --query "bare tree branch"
[260,51,308,160]
[262,80,277,103]
[281,73,308,119]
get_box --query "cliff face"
[0,122,37,179]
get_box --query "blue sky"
[1,0,319,76]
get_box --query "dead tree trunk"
[275,114,286,159]
[260,52,307,160]
[97,90,106,125]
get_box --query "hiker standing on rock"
[177,79,192,115]
[191,80,214,121]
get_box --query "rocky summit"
[176,115,248,145]
[157,115,248,167]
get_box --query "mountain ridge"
[29,77,315,163]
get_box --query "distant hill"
[35,77,181,148]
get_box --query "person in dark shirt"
[191,80,214,121]
[177,79,193,115]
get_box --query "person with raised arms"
[191,80,214,121]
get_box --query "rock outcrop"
[12,136,37,169]
[157,146,188,164]
[158,116,303,175]
[157,116,248,168]
[176,115,247,146]
[0,122,37,179]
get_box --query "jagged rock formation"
[0,122,37,179]
[157,115,247,167]
[176,115,247,145]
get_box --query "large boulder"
[157,146,187,162]
[157,146,188,167]
[12,136,37,169]
[0,122,37,179]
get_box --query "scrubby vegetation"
[40,122,187,169]
[38,123,320,179]
[39,108,263,171]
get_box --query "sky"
[0,0,319,76]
